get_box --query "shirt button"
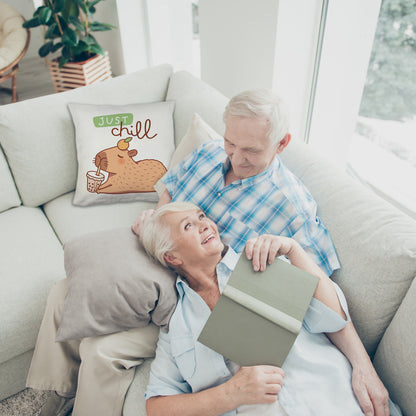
[217,192,222,197]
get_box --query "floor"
[0,56,55,105]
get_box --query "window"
[347,0,416,218]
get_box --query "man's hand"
[225,365,284,407]
[131,209,155,236]
[245,235,296,271]
[352,364,390,416]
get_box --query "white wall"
[146,0,194,72]
[273,0,322,143]
[199,0,280,98]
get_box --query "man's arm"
[245,235,390,416]
[327,323,390,416]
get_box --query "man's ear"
[164,252,183,266]
[276,133,291,154]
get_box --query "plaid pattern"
[162,140,340,275]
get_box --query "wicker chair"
[0,2,30,103]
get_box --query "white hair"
[140,201,200,267]
[223,89,290,145]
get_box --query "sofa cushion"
[43,192,155,244]
[0,145,20,212]
[280,141,416,356]
[68,101,175,206]
[123,358,153,416]
[166,70,228,146]
[168,113,222,169]
[373,277,416,416]
[0,64,173,207]
[56,228,177,341]
[0,206,65,364]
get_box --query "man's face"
[224,116,279,179]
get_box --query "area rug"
[0,388,48,416]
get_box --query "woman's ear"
[164,252,183,266]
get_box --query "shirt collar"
[221,156,279,187]
[175,246,240,295]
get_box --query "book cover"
[198,255,319,367]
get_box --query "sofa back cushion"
[280,141,416,357]
[373,277,416,416]
[166,70,229,146]
[0,144,20,212]
[0,64,173,207]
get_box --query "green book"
[198,255,319,367]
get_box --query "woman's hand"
[132,209,156,236]
[225,365,285,407]
[245,235,297,271]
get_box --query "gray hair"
[223,89,290,145]
[140,201,200,267]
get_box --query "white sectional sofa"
[0,64,415,415]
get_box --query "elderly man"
[133,89,389,415]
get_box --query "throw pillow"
[68,101,175,206]
[169,112,223,168]
[56,227,178,342]
[154,113,222,195]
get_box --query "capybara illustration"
[93,138,167,194]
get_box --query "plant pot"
[47,52,112,93]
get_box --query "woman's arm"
[147,365,284,416]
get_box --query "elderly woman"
[140,202,400,416]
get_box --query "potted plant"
[23,0,116,92]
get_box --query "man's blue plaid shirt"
[161,140,340,276]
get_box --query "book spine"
[222,285,302,334]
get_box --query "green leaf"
[38,41,53,57]
[58,55,69,68]
[62,0,80,21]
[62,28,79,46]
[44,23,59,39]
[51,42,63,53]
[89,43,105,56]
[74,0,88,15]
[61,45,72,59]
[22,17,41,28]
[89,22,115,31]
[53,0,65,13]
[69,15,85,32]
[39,7,53,24]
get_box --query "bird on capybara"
[94,137,167,194]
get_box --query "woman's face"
[162,209,224,267]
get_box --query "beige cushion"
[0,4,27,69]
[0,145,20,212]
[165,70,228,146]
[43,191,156,244]
[373,277,416,416]
[280,141,416,357]
[0,206,64,364]
[56,228,177,341]
[0,64,173,207]
[169,112,222,169]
